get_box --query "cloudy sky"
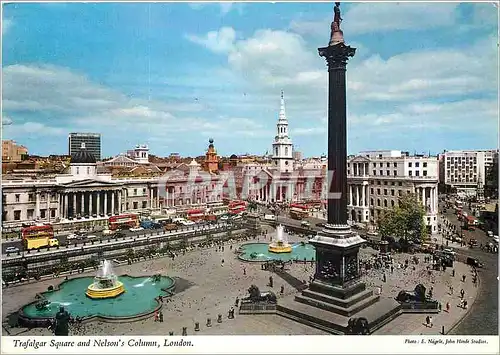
[2,2,498,158]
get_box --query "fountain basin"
[20,275,175,324]
[238,242,316,262]
[86,280,125,299]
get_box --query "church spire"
[279,90,287,122]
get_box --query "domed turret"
[70,142,97,178]
[71,142,96,164]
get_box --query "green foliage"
[377,193,427,242]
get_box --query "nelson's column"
[277,3,401,334]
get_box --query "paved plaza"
[2,227,478,336]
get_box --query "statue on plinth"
[329,2,345,46]
[53,306,71,336]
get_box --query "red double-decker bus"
[289,203,309,220]
[108,214,139,230]
[228,200,246,215]
[187,209,206,221]
[21,225,59,249]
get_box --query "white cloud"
[2,18,13,35]
[188,2,239,16]
[290,3,459,37]
[6,122,66,137]
[2,116,13,126]
[186,27,236,54]
[3,64,265,143]
[342,3,459,35]
[348,36,497,102]
[219,2,233,16]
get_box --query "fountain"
[86,260,125,299]
[268,225,292,253]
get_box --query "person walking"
[429,316,433,328]
[425,315,430,327]
[460,289,465,299]
[446,302,450,312]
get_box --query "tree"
[377,193,427,242]
[247,201,258,212]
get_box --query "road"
[438,201,498,335]
[1,222,228,255]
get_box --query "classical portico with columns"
[347,156,370,223]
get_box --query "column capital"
[318,43,356,70]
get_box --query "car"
[129,227,144,232]
[102,229,115,236]
[466,257,484,268]
[301,221,311,228]
[231,215,243,221]
[67,233,80,240]
[5,246,19,253]
[487,231,494,238]
[86,234,99,239]
[219,215,229,221]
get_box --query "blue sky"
[2,2,498,158]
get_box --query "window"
[415,162,420,167]
[285,147,288,156]
[391,200,395,207]
[383,181,387,185]
[370,188,374,194]
[391,181,395,186]
[348,170,351,175]
[377,188,380,194]
[384,189,387,195]
[409,171,413,176]
[391,189,395,196]
[370,198,374,206]
[379,170,383,175]
[133,202,138,209]
[143,188,146,195]
[27,209,34,219]
[377,199,381,207]
[40,194,46,201]
[394,170,397,176]
[416,171,420,177]
[76,167,80,174]
[379,163,383,167]
[398,190,403,196]
[373,163,376,168]
[28,193,34,202]
[133,189,137,196]
[51,209,56,218]
[386,162,390,168]
[409,162,412,167]
[142,201,147,209]
[398,182,402,186]
[40,209,46,218]
[15,194,20,202]
[423,170,427,176]
[377,181,381,185]
[393,162,397,168]
[14,210,21,220]
[373,170,376,175]
[423,162,427,167]
[87,167,90,174]
[275,147,278,156]
[126,202,129,210]
[384,200,388,207]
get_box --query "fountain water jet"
[268,225,292,253]
[86,260,125,299]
